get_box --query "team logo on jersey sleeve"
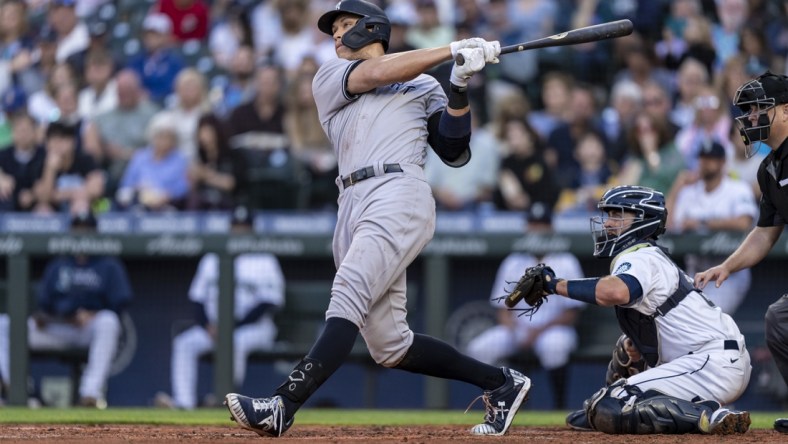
[613,262,631,274]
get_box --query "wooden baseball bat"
[455,19,634,65]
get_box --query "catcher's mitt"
[605,334,648,385]
[497,263,556,317]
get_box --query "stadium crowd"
[0,0,786,221]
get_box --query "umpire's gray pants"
[765,294,788,387]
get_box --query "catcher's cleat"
[565,409,593,431]
[224,393,293,437]
[774,418,788,433]
[699,408,751,435]
[468,368,531,436]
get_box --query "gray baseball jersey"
[312,56,446,367]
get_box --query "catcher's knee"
[586,380,714,434]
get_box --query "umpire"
[695,71,788,434]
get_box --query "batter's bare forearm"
[349,47,451,91]
[722,225,782,272]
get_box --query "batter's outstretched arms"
[694,225,784,289]
[344,38,500,96]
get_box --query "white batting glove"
[450,47,486,89]
[450,38,501,64]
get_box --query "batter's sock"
[394,334,506,390]
[275,317,359,418]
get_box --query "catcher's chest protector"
[614,263,695,367]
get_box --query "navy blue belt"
[341,163,402,188]
[724,340,738,351]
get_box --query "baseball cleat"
[468,368,531,436]
[565,408,593,431]
[224,393,293,437]
[774,418,788,433]
[699,408,751,435]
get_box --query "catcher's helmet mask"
[591,186,668,258]
[733,71,788,158]
[318,0,391,51]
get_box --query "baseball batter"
[541,185,751,435]
[225,0,530,437]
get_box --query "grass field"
[0,408,781,429]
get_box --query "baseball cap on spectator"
[143,13,173,35]
[697,140,726,159]
[1,87,28,115]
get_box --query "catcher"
[505,185,752,435]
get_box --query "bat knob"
[455,53,465,66]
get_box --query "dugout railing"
[1,225,778,408]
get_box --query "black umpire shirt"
[756,136,788,227]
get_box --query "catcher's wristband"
[565,278,600,304]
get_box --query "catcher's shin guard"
[587,381,717,434]
[275,357,328,405]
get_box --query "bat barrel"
[499,19,633,55]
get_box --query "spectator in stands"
[494,118,560,212]
[0,0,37,95]
[616,111,685,194]
[156,68,209,160]
[675,84,733,171]
[226,63,287,151]
[156,0,210,42]
[0,112,45,212]
[27,63,77,129]
[602,80,643,166]
[677,15,717,78]
[76,49,117,121]
[65,19,116,81]
[208,0,252,71]
[406,0,455,50]
[425,107,499,212]
[115,112,189,211]
[154,210,284,410]
[48,82,86,153]
[670,57,710,129]
[385,2,417,54]
[527,71,574,140]
[211,45,256,118]
[84,69,159,193]
[0,86,27,148]
[466,202,584,409]
[187,113,237,210]
[640,80,680,140]
[125,13,184,105]
[251,0,315,76]
[738,25,771,77]
[0,247,134,408]
[31,120,104,215]
[711,0,749,71]
[545,82,604,184]
[612,37,673,95]
[47,0,89,64]
[654,0,703,71]
[487,89,530,153]
[715,54,753,118]
[284,64,337,210]
[454,0,489,35]
[666,140,757,315]
[556,130,615,215]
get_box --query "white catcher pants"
[465,324,578,370]
[0,310,121,399]
[170,317,276,409]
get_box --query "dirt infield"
[0,425,783,443]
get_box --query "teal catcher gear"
[591,186,668,258]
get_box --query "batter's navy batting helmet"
[318,0,391,51]
[732,71,788,158]
[591,185,667,258]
